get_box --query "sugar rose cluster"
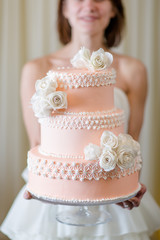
[31,71,67,118]
[71,47,113,71]
[84,131,142,172]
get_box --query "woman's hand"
[116,183,146,210]
[23,190,32,199]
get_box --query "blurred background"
[0,0,160,239]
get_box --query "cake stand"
[30,184,141,227]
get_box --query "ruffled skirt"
[1,184,160,240]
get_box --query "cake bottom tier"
[27,147,140,204]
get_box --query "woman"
[1,0,160,239]
[23,0,146,210]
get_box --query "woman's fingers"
[116,200,133,210]
[23,190,32,199]
[116,183,146,210]
[135,183,146,200]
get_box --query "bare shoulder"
[118,54,147,93]
[20,55,55,94]
[21,55,52,81]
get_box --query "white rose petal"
[84,143,101,160]
[117,144,136,169]
[118,134,141,155]
[71,47,91,69]
[136,155,143,169]
[47,91,67,110]
[31,95,51,118]
[35,77,58,96]
[136,154,142,164]
[99,148,117,172]
[118,133,133,145]
[101,131,118,149]
[132,140,141,154]
[90,48,113,71]
[90,49,105,70]
[31,92,39,104]
[104,52,113,67]
[80,47,91,61]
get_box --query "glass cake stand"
[31,184,141,227]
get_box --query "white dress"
[1,88,160,240]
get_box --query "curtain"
[120,0,160,201]
[0,0,159,239]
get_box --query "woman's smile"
[78,15,99,22]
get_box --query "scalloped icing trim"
[27,153,142,182]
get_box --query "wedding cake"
[27,48,142,204]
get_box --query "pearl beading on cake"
[27,184,141,205]
[39,110,125,130]
[55,68,116,89]
[55,108,117,116]
[27,154,141,182]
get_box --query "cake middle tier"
[39,109,124,157]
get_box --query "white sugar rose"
[136,154,142,165]
[84,143,101,160]
[99,148,117,172]
[35,77,58,96]
[79,47,91,61]
[31,94,51,118]
[31,92,38,104]
[118,133,133,145]
[117,144,137,169]
[118,134,141,155]
[132,139,141,155]
[47,91,67,110]
[101,131,118,149]
[71,47,91,69]
[90,48,113,71]
[136,155,143,169]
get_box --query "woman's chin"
[76,25,103,36]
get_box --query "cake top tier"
[31,47,116,118]
[51,47,116,89]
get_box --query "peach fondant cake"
[27,48,142,204]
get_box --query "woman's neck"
[67,31,109,55]
[52,32,109,61]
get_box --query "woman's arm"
[21,59,51,199]
[127,59,148,140]
[117,58,148,209]
[20,60,45,147]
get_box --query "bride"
[1,0,160,239]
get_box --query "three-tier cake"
[27,48,142,204]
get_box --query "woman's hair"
[57,0,125,48]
